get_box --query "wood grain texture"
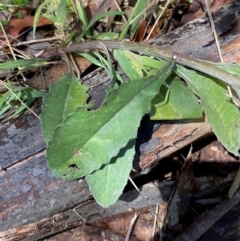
[0,113,174,240]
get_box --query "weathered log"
[150,1,240,63]
[138,121,212,173]
[0,112,175,240]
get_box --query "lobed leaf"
[41,72,89,143]
[45,60,173,180]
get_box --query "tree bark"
[0,112,175,241]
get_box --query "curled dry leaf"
[0,15,53,42]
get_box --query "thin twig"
[128,1,161,26]
[0,22,27,80]
[125,212,140,241]
[113,0,128,24]
[69,53,81,78]
[204,0,236,104]
[128,177,166,224]
[152,205,158,241]
[12,37,60,47]
[146,0,171,40]
[54,40,240,95]
[204,0,223,63]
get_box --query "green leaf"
[78,52,104,68]
[46,60,173,179]
[0,91,11,109]
[93,32,119,40]
[77,11,124,40]
[151,76,202,120]
[33,0,51,37]
[8,98,35,119]
[75,0,88,29]
[214,63,240,76]
[0,58,47,70]
[123,50,149,75]
[228,166,240,198]
[0,92,12,116]
[54,0,67,25]
[119,0,149,39]
[129,0,148,39]
[41,72,89,143]
[86,139,135,207]
[114,50,143,80]
[141,56,166,70]
[0,83,45,121]
[176,65,240,155]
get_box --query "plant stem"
[40,40,240,97]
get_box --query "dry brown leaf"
[0,15,53,41]
[134,20,147,42]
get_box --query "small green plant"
[13,12,23,18]
[12,0,29,6]
[0,20,9,27]
[1,0,239,208]
[0,1,9,11]
[33,0,124,41]
[40,40,240,207]
[14,0,29,6]
[0,81,45,122]
[37,0,240,207]
[0,58,50,122]
[1,0,30,7]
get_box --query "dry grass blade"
[146,0,171,40]
[204,0,238,106]
[0,21,40,120]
